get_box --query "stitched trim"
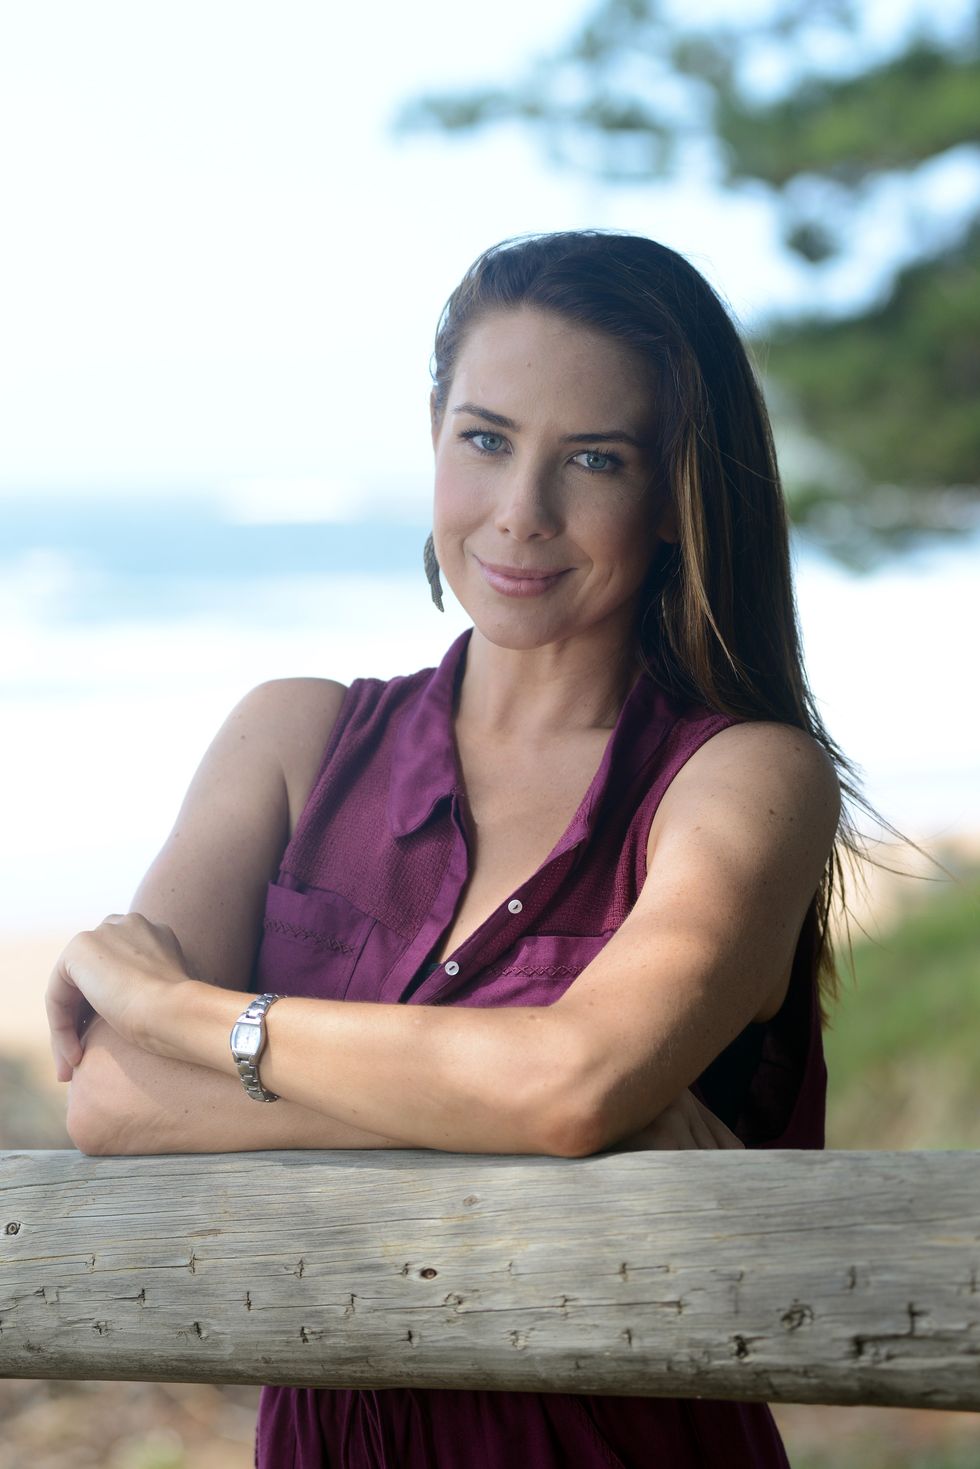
[263,917,354,954]
[488,963,582,980]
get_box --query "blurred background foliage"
[396,0,980,566]
[824,855,980,1152]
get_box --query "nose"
[492,458,562,541]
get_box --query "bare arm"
[66,678,404,1156]
[69,1017,408,1154]
[67,699,838,1160]
[556,720,841,1155]
[116,719,836,1158]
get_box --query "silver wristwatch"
[230,993,283,1102]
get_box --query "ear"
[429,389,441,451]
[657,502,679,545]
[653,484,679,545]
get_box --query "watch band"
[230,992,283,1102]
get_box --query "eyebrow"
[451,401,646,447]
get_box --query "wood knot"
[420,1267,438,1279]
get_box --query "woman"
[49,230,851,1467]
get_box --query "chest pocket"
[445,932,615,1009]
[250,880,373,1002]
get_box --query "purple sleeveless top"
[252,628,826,1468]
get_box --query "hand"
[46,913,195,1084]
[604,1088,745,1151]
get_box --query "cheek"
[432,462,492,535]
[586,494,660,566]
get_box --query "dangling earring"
[423,532,444,612]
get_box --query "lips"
[477,559,565,580]
[474,555,571,598]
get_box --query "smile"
[474,557,571,598]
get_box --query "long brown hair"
[431,228,890,1028]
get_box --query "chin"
[466,601,629,655]
[474,622,565,652]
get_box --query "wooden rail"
[1,1148,977,1409]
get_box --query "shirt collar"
[387,626,670,843]
[387,629,470,838]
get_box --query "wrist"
[140,976,250,1070]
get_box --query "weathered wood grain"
[1,1149,977,1408]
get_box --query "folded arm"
[68,1015,407,1155]
[66,677,369,1156]
[65,683,839,1161]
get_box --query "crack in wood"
[781,1302,815,1331]
[851,1303,937,1363]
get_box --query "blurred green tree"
[395,0,980,564]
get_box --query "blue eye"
[574,449,625,474]
[460,429,506,455]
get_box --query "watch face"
[231,1022,261,1058]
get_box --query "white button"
[507,899,523,915]
[444,960,460,976]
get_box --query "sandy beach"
[1,928,79,1100]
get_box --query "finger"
[642,1107,697,1151]
[689,1111,718,1149]
[692,1095,745,1150]
[47,1010,83,1082]
[670,1091,712,1149]
[708,1114,745,1149]
[44,950,89,1081]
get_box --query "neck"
[455,623,642,740]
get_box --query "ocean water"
[2,493,977,929]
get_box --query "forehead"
[451,307,655,426]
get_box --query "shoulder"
[648,718,841,873]
[234,677,350,842]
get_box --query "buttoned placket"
[376,627,661,1009]
[381,786,593,1007]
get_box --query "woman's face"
[430,306,675,654]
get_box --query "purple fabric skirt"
[255,1383,791,1467]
